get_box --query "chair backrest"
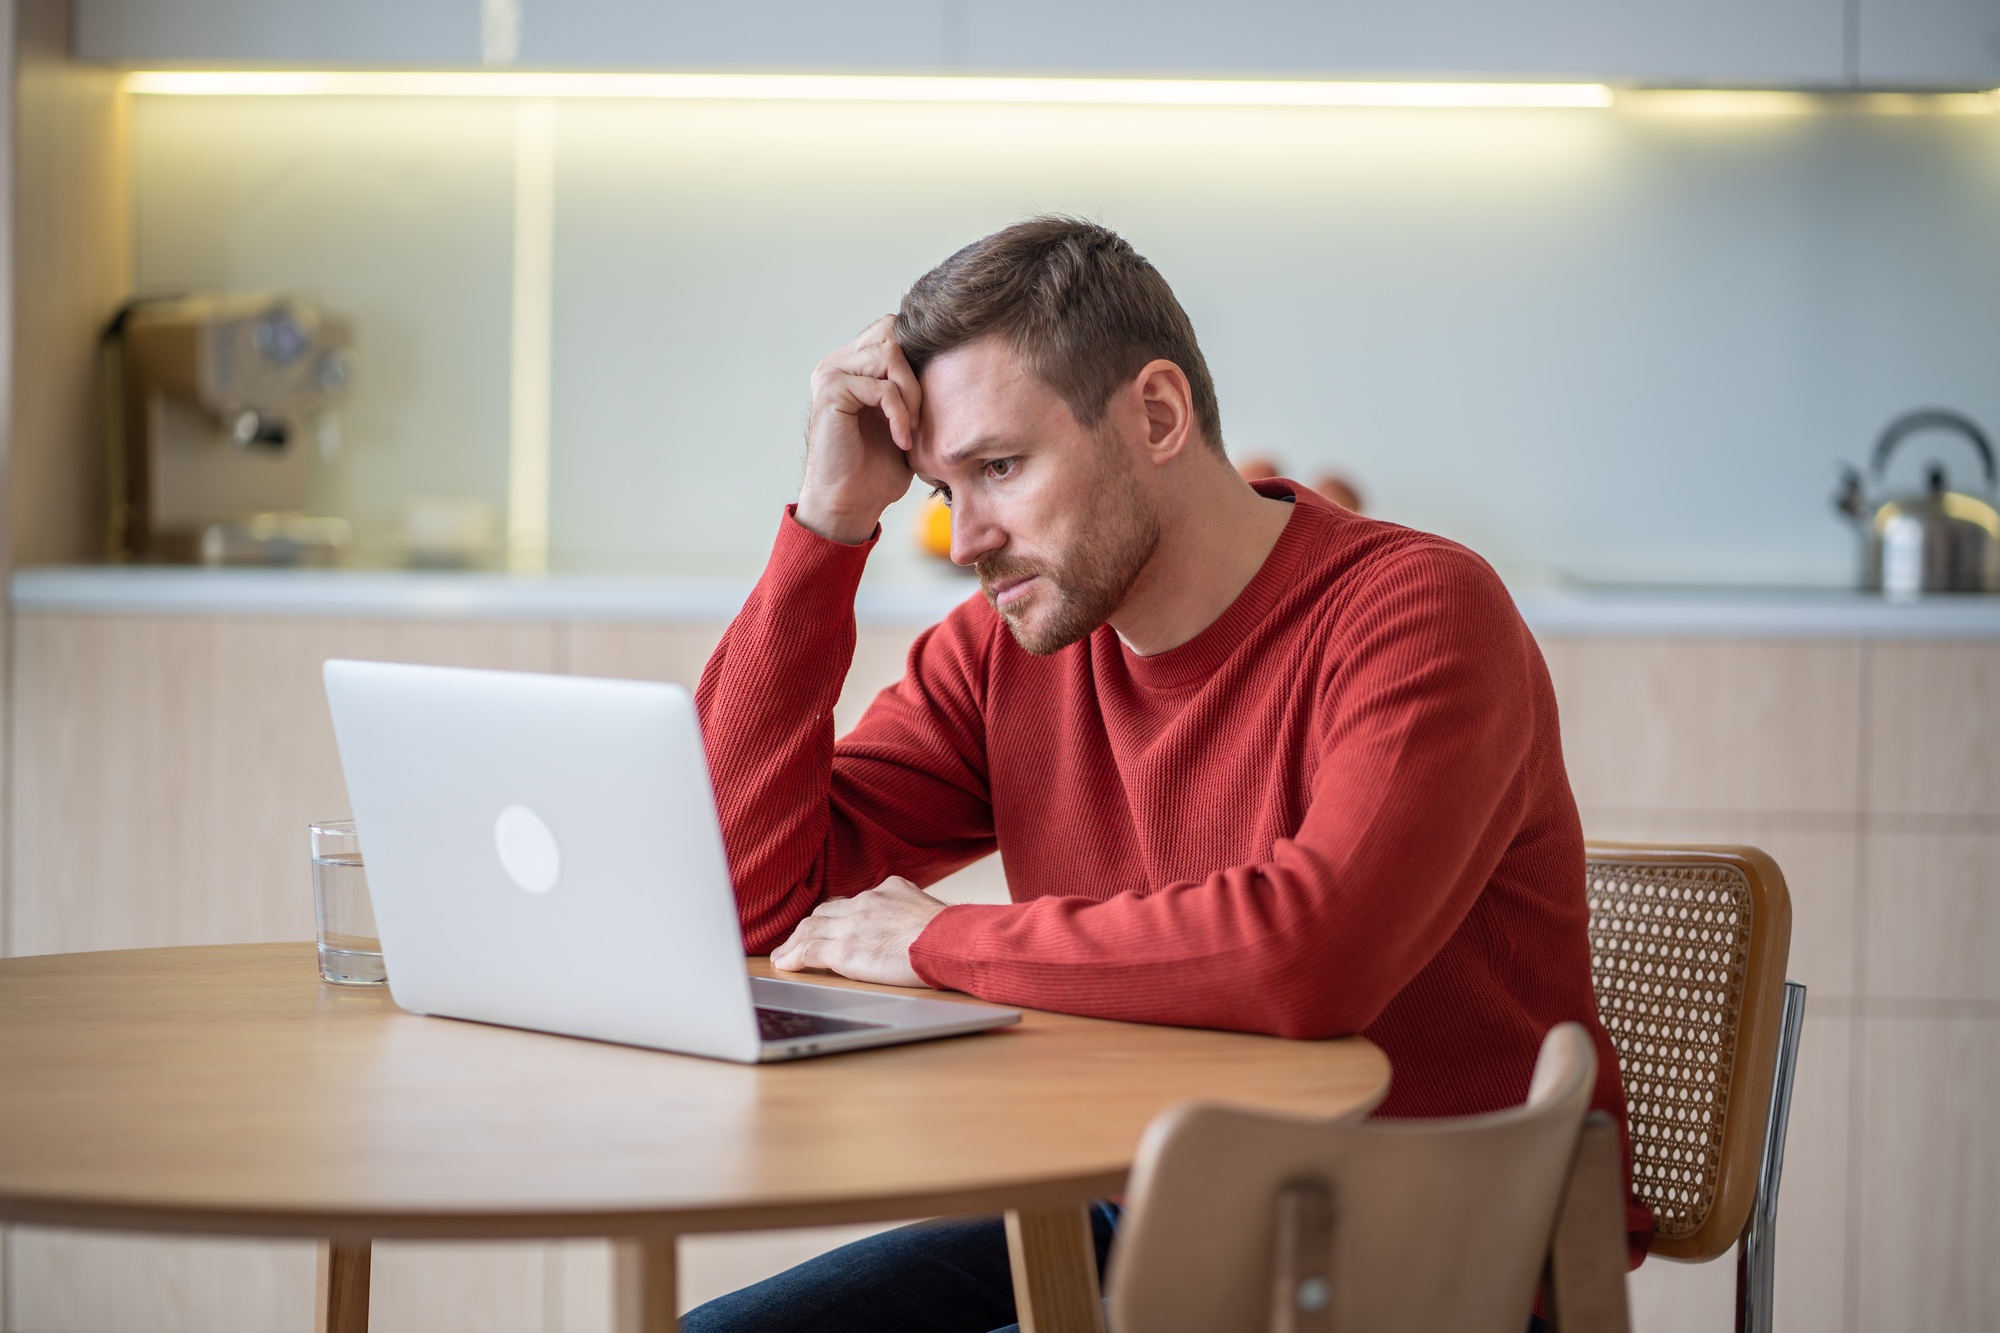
[1582,843,1793,1262]
[1107,1024,1599,1333]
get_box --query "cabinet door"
[78,0,956,68]
[961,0,1846,86]
[7,613,558,957]
[518,0,954,70]
[79,0,1849,85]
[76,0,480,64]
[1858,0,2000,87]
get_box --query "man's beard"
[977,452,1162,656]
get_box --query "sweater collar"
[1109,478,1329,691]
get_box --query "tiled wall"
[127,94,2000,585]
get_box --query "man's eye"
[928,483,952,506]
[984,458,1015,481]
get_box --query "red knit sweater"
[696,481,1651,1257]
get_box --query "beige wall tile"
[1866,644,2000,818]
[4,1229,314,1333]
[1864,831,2000,1002]
[368,1241,550,1333]
[1540,638,1863,816]
[7,615,558,957]
[1857,1016,2000,1332]
[1580,811,1858,999]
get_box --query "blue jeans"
[682,1203,1551,1333]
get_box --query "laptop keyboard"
[756,1006,890,1042]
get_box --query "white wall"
[130,93,2000,587]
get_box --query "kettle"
[1834,408,2000,598]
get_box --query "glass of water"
[310,820,385,986]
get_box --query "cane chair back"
[1107,1024,1606,1333]
[1582,844,1793,1263]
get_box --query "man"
[689,218,1646,1332]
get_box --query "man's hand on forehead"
[769,878,948,989]
[795,315,925,546]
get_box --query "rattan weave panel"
[1585,859,1754,1241]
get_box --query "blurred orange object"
[1235,455,1280,482]
[916,492,954,560]
[1312,473,1364,513]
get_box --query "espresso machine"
[106,294,359,564]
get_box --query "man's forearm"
[695,510,874,950]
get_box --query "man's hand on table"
[770,878,948,988]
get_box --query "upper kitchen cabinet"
[79,0,1997,88]
[963,0,1847,86]
[1857,0,2000,86]
[75,0,962,69]
[75,0,484,65]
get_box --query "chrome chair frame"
[1735,979,1807,1333]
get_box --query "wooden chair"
[1583,844,1809,1333]
[1106,1022,1633,1333]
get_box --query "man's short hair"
[896,217,1225,453]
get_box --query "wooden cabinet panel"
[1541,639,1863,816]
[4,1229,316,1333]
[1867,644,2000,818]
[1625,1250,1735,1333]
[1857,1016,2000,1331]
[1578,811,1857,998]
[562,622,726,689]
[368,1241,550,1333]
[1864,830,2000,1002]
[565,621,921,740]
[7,614,557,958]
[1771,1010,1856,1333]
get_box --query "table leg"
[1004,1206,1106,1333]
[614,1237,679,1333]
[315,1240,371,1333]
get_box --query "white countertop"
[12,565,2000,638]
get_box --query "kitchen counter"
[12,565,2000,638]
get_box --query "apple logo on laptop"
[494,804,561,894]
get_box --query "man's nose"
[948,497,1005,568]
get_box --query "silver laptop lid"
[323,659,762,1063]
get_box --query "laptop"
[322,658,1021,1062]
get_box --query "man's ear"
[1132,359,1195,467]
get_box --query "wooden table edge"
[0,1168,1138,1241]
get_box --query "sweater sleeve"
[695,508,998,953]
[907,547,1540,1038]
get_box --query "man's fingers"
[825,373,915,452]
[881,340,921,430]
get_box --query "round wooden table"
[0,943,1388,1332]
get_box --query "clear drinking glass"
[310,820,385,986]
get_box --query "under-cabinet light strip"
[122,69,1618,109]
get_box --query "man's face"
[909,336,1161,655]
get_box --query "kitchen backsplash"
[130,92,2000,584]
